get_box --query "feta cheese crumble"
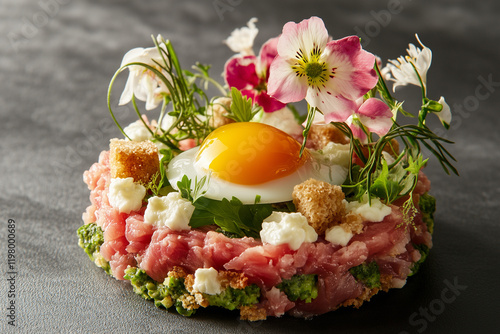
[193,268,222,295]
[345,196,392,222]
[325,226,353,246]
[260,212,318,251]
[108,177,146,214]
[143,192,195,230]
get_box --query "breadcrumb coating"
[340,274,393,309]
[109,139,159,184]
[292,179,345,235]
[168,266,187,279]
[239,305,267,321]
[340,212,364,235]
[219,270,249,290]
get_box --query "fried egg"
[167,122,347,204]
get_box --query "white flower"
[119,38,171,110]
[383,34,432,92]
[224,17,259,56]
[435,96,452,128]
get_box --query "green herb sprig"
[107,35,216,156]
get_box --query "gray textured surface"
[1,0,499,333]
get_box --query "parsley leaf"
[177,174,210,203]
[189,196,273,239]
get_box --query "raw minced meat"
[80,149,433,319]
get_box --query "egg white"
[166,146,348,204]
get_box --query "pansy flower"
[267,16,378,122]
[224,20,286,113]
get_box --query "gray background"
[1,0,499,333]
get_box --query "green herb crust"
[277,274,319,303]
[419,192,436,234]
[409,243,430,276]
[123,266,262,317]
[349,261,382,289]
[206,285,261,311]
[77,223,111,275]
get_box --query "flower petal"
[277,16,329,61]
[323,36,378,101]
[356,98,393,136]
[345,115,368,143]
[436,96,452,128]
[314,90,358,123]
[255,91,287,113]
[267,56,308,103]
[224,55,260,90]
[257,37,279,76]
[224,17,259,56]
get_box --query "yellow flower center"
[291,45,330,90]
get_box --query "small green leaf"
[227,87,261,122]
[177,175,193,202]
[369,159,405,203]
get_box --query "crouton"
[208,97,234,128]
[109,138,159,184]
[307,123,350,149]
[292,179,345,235]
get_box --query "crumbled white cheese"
[108,177,146,214]
[345,196,392,222]
[193,267,222,295]
[316,141,352,168]
[123,120,153,141]
[143,192,194,230]
[256,107,303,137]
[308,142,351,185]
[325,225,354,246]
[260,212,318,250]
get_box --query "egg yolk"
[195,122,311,185]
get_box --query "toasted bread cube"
[292,179,345,235]
[109,139,159,183]
[307,123,350,149]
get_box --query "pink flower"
[267,16,378,122]
[224,37,286,113]
[340,98,393,143]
